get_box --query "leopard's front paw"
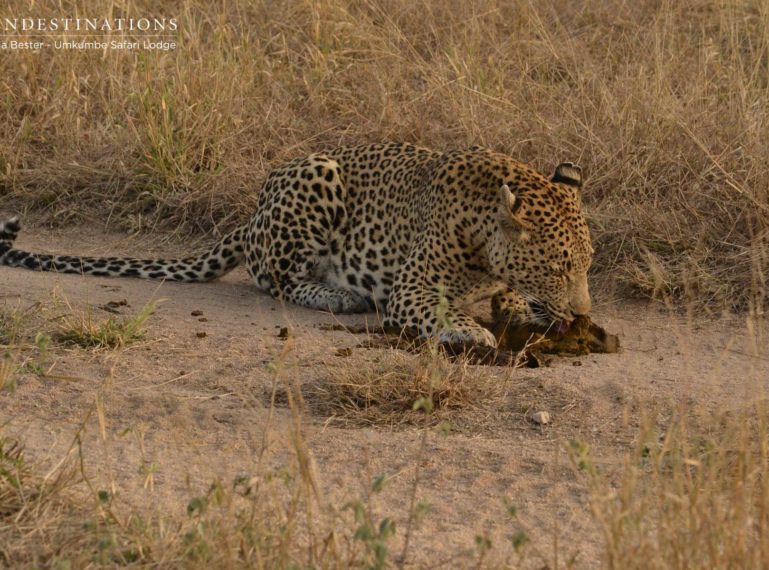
[491,291,533,325]
[439,326,497,348]
[332,289,370,314]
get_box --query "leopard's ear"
[551,162,582,188]
[497,184,530,240]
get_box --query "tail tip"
[1,215,21,239]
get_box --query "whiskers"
[519,291,557,325]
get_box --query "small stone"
[531,411,551,425]
[196,331,207,338]
[191,310,204,316]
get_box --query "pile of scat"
[485,314,620,366]
[321,314,619,368]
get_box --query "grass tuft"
[0,303,40,346]
[309,348,508,427]
[55,300,158,350]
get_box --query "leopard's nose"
[568,273,591,316]
[570,297,591,316]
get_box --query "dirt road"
[2,225,766,567]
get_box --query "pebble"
[531,411,551,425]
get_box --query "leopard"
[0,142,593,348]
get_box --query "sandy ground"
[2,225,768,568]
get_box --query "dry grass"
[308,346,510,427]
[0,0,767,308]
[1,429,360,568]
[54,298,157,350]
[0,303,40,346]
[573,399,769,569]
[308,342,597,436]
[1,297,154,352]
[0,303,45,391]
[0,353,16,393]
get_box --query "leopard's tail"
[0,216,246,282]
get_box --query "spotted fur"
[0,143,593,348]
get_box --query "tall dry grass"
[572,399,769,569]
[0,0,767,309]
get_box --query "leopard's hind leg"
[246,154,370,314]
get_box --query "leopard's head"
[488,162,593,327]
